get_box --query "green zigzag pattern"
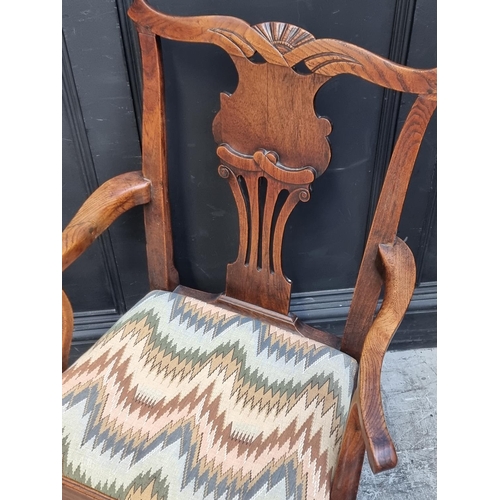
[71,294,355,424]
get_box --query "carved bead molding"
[217,146,313,314]
[128,0,437,96]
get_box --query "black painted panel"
[421,217,437,283]
[62,0,149,311]
[162,41,238,293]
[62,0,141,185]
[284,75,386,292]
[62,94,115,312]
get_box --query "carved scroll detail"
[217,146,314,314]
[302,51,361,72]
[208,28,256,57]
[217,145,316,184]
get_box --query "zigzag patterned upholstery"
[62,291,358,500]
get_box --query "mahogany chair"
[62,1,437,498]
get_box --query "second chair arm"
[356,237,416,473]
[63,171,151,271]
[62,171,151,371]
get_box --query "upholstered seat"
[62,290,358,500]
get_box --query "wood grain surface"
[62,171,151,272]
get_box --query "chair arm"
[357,237,416,473]
[62,290,73,371]
[62,171,151,371]
[63,171,151,271]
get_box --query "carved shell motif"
[253,22,315,54]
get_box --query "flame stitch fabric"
[63,291,358,500]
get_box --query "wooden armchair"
[62,1,436,498]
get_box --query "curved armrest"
[62,171,151,371]
[62,290,73,371]
[62,171,151,271]
[357,237,416,473]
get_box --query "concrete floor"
[358,348,437,499]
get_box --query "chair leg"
[330,402,365,500]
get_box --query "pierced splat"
[212,40,333,314]
[217,145,314,314]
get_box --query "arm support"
[357,237,416,473]
[62,171,151,271]
[62,290,73,371]
[62,171,151,371]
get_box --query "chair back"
[128,0,437,359]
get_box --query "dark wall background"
[62,0,436,362]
